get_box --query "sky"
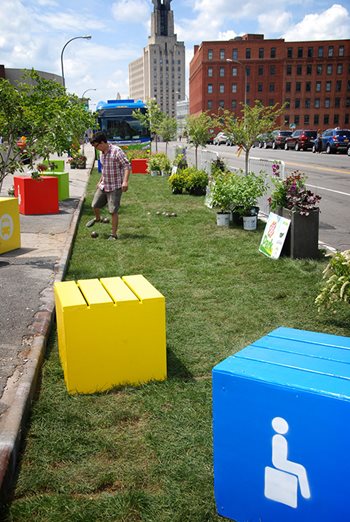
[1,0,350,111]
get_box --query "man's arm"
[122,166,131,192]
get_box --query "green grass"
[3,169,350,521]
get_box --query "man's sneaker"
[86,218,100,228]
[107,234,118,240]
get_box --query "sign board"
[259,212,291,259]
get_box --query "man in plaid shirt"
[87,131,131,240]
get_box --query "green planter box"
[44,171,69,200]
[43,159,65,172]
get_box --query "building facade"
[129,0,185,117]
[189,34,350,129]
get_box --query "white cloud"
[282,4,350,40]
[258,12,293,35]
[111,0,150,23]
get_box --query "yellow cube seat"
[0,197,21,254]
[54,275,166,394]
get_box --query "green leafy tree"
[219,102,286,174]
[133,98,164,151]
[0,70,96,191]
[185,112,215,168]
[158,115,177,154]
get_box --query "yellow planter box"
[54,275,166,394]
[0,197,21,254]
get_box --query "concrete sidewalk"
[0,145,95,502]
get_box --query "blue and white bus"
[96,99,150,151]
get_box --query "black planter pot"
[278,208,320,259]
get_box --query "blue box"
[212,327,350,522]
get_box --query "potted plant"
[147,153,163,176]
[160,154,171,177]
[168,170,187,194]
[210,171,236,226]
[184,167,208,196]
[315,249,350,312]
[230,171,267,230]
[269,170,321,258]
[127,149,150,174]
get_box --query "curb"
[0,163,92,506]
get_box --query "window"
[285,115,290,125]
[334,114,339,125]
[335,97,341,108]
[219,83,225,93]
[314,98,320,108]
[295,115,300,125]
[318,46,324,57]
[207,84,213,94]
[304,115,310,125]
[258,83,263,92]
[326,81,331,92]
[208,67,213,77]
[220,67,225,77]
[208,49,213,60]
[269,83,275,92]
[270,47,276,58]
[296,65,302,75]
[327,64,333,75]
[305,98,311,109]
[325,98,330,108]
[324,114,329,125]
[231,100,237,109]
[270,65,276,75]
[317,64,323,75]
[232,83,237,93]
[297,47,303,58]
[307,47,313,58]
[336,80,342,92]
[316,82,321,92]
[268,99,274,106]
[207,100,213,109]
[246,66,250,76]
[219,100,225,108]
[285,98,290,108]
[296,82,301,92]
[287,47,293,58]
[259,48,264,59]
[220,49,225,60]
[295,98,300,108]
[337,64,343,74]
[286,82,291,93]
[306,64,312,75]
[328,46,334,57]
[287,65,292,75]
[246,48,251,59]
[258,66,264,75]
[306,82,311,92]
[232,48,238,60]
[232,67,237,76]
[346,98,350,107]
[339,46,344,57]
[346,114,350,124]
[314,115,319,125]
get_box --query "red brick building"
[189,34,350,129]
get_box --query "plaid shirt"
[99,144,131,192]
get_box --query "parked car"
[263,130,293,149]
[226,135,235,146]
[213,132,228,145]
[313,128,350,154]
[253,133,270,148]
[284,130,317,151]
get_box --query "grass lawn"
[3,169,350,522]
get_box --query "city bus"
[95,99,150,151]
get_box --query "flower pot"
[216,212,230,227]
[151,170,160,177]
[279,208,319,259]
[243,215,257,231]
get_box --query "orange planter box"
[14,176,59,215]
[131,158,148,174]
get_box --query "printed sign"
[259,212,290,259]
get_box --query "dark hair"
[90,131,107,145]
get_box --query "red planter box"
[14,176,59,215]
[131,158,148,174]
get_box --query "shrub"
[184,168,208,195]
[315,250,350,312]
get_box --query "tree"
[219,101,286,174]
[185,112,215,168]
[133,98,164,151]
[158,115,177,154]
[0,70,96,191]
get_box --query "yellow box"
[54,275,166,394]
[0,197,21,254]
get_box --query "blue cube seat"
[212,327,350,522]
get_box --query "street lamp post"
[60,35,92,88]
[81,88,97,99]
[226,58,247,107]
